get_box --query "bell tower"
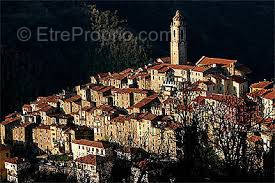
[170,10,187,65]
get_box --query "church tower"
[170,10,187,65]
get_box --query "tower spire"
[170,10,187,65]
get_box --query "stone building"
[170,10,187,65]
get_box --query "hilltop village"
[0,10,274,182]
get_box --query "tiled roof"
[194,80,215,86]
[97,105,115,112]
[110,73,129,80]
[112,88,149,94]
[191,66,210,72]
[132,94,159,108]
[35,124,50,130]
[39,105,54,112]
[75,154,97,165]
[91,85,113,93]
[65,95,81,102]
[157,57,171,64]
[197,56,236,66]
[247,89,268,98]
[1,117,21,126]
[248,135,262,143]
[149,63,193,72]
[120,68,133,74]
[250,81,273,89]
[72,139,107,148]
[111,115,128,123]
[207,74,228,80]
[262,89,275,100]
[5,112,20,119]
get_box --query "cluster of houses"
[0,10,274,182]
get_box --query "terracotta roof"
[120,68,133,74]
[35,124,50,130]
[112,115,128,123]
[75,154,97,165]
[91,85,113,93]
[97,105,115,112]
[250,81,273,89]
[247,89,268,98]
[168,64,194,70]
[136,72,150,79]
[248,135,262,143]
[194,80,215,86]
[81,106,94,111]
[191,66,210,72]
[128,112,158,121]
[197,56,236,66]
[40,105,54,113]
[132,94,159,108]
[1,117,21,125]
[112,88,149,94]
[72,139,107,148]
[5,112,20,119]
[65,95,81,102]
[262,89,275,100]
[5,157,25,164]
[149,63,193,72]
[207,74,228,80]
[110,73,128,80]
[157,57,171,64]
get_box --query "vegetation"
[1,2,152,119]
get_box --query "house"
[71,139,110,160]
[190,66,211,83]
[250,80,273,92]
[149,64,175,92]
[112,88,150,109]
[5,157,30,183]
[128,94,160,114]
[90,85,113,106]
[0,145,10,181]
[0,115,21,144]
[33,124,76,155]
[195,56,237,76]
[261,88,275,119]
[63,95,81,114]
[12,122,35,146]
[229,75,248,97]
[74,154,111,183]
